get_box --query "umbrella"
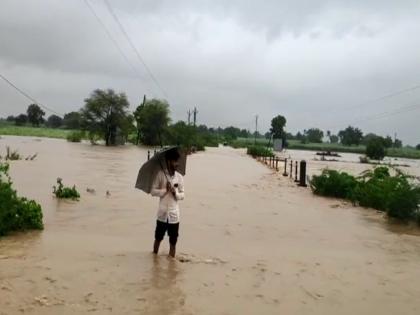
[135,147,186,194]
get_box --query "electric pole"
[193,107,198,127]
[254,115,258,144]
[187,110,192,125]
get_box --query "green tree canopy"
[338,126,363,146]
[330,135,339,143]
[305,128,324,143]
[366,137,386,160]
[81,89,131,146]
[134,98,170,146]
[14,114,27,126]
[46,115,63,128]
[63,111,82,129]
[27,104,45,127]
[270,115,286,139]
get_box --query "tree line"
[2,89,418,152]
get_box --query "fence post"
[283,158,288,176]
[276,158,279,171]
[147,150,150,160]
[299,160,308,187]
[295,161,299,182]
[289,160,293,178]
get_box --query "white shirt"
[151,170,185,224]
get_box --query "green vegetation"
[366,137,386,160]
[0,162,43,236]
[311,166,420,222]
[81,89,133,146]
[53,178,80,200]
[134,98,170,146]
[66,131,84,143]
[0,121,76,139]
[270,115,286,139]
[27,104,45,127]
[247,145,274,157]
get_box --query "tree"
[416,144,420,150]
[383,136,393,148]
[6,116,15,122]
[27,104,45,127]
[330,135,339,143]
[326,130,331,142]
[270,115,286,139]
[46,115,63,128]
[81,89,131,146]
[306,128,324,143]
[14,114,27,126]
[338,126,363,146]
[393,138,403,148]
[366,137,386,160]
[134,98,170,146]
[63,112,82,129]
[296,131,304,141]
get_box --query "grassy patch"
[0,123,77,139]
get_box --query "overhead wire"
[102,0,168,98]
[82,0,148,86]
[0,72,63,116]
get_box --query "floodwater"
[1,136,420,315]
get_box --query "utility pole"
[254,115,258,144]
[193,107,198,126]
[187,110,192,125]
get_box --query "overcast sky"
[1,0,420,144]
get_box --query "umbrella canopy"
[135,147,186,194]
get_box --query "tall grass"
[0,123,76,139]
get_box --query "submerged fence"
[252,154,307,187]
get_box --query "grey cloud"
[1,0,420,144]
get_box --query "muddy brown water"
[1,136,420,314]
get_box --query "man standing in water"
[151,149,185,258]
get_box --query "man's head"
[165,149,180,174]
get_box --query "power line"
[330,102,420,129]
[82,0,147,86]
[329,83,420,114]
[0,72,63,116]
[102,0,168,98]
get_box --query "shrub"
[0,162,43,236]
[53,178,80,200]
[5,146,21,160]
[310,169,357,199]
[366,137,386,160]
[311,166,420,222]
[66,131,84,143]
[247,145,274,157]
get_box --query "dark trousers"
[154,220,179,246]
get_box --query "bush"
[310,169,358,199]
[311,166,420,222]
[366,137,386,160]
[5,146,21,160]
[0,162,43,236]
[53,178,80,200]
[247,145,274,157]
[66,131,84,142]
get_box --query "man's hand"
[166,182,176,197]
